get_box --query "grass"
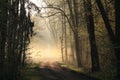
[61,64,84,72]
[22,62,117,80]
[60,63,117,80]
[88,65,117,80]
[22,67,41,80]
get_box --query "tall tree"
[66,0,81,67]
[84,0,100,72]
[115,0,120,79]
[95,0,120,78]
[0,0,34,79]
[0,0,8,79]
[95,0,115,42]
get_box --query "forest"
[0,0,120,80]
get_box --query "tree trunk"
[84,0,100,72]
[115,0,120,79]
[70,29,75,65]
[95,0,115,42]
[64,19,68,63]
[61,26,64,62]
[0,0,8,79]
[96,0,120,77]
[74,32,81,67]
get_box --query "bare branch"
[40,12,61,18]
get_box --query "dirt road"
[32,62,99,80]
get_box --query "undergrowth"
[60,62,117,80]
[21,64,41,80]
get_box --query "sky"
[29,0,43,7]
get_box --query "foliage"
[0,0,34,80]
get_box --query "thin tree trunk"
[74,32,81,67]
[70,29,75,65]
[64,19,68,63]
[61,16,64,62]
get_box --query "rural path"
[28,62,99,80]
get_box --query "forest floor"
[23,62,99,80]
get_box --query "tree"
[84,0,100,72]
[0,0,34,79]
[115,0,120,79]
[0,0,8,79]
[95,0,120,78]
[66,0,81,67]
[95,0,114,42]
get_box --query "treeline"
[1,0,119,79]
[59,0,120,79]
[0,0,34,80]
[30,0,120,79]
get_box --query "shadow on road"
[33,63,99,80]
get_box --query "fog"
[26,0,65,64]
[28,36,61,63]
[27,16,62,64]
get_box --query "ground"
[23,62,99,80]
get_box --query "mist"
[27,16,62,64]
